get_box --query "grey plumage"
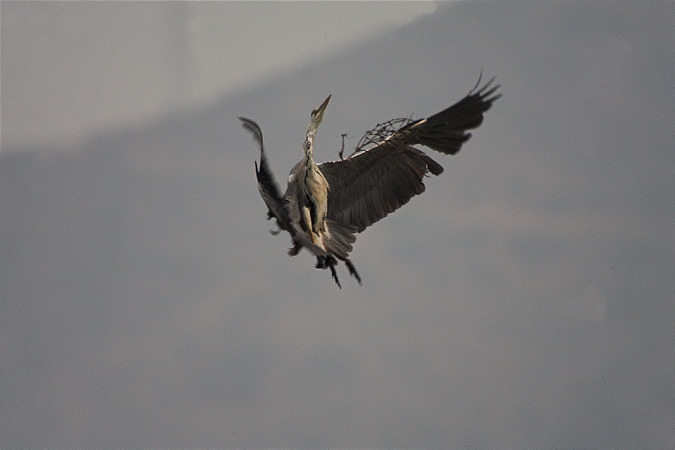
[239,76,500,287]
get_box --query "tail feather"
[324,219,357,259]
[324,220,361,285]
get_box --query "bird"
[239,75,500,287]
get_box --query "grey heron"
[239,76,500,287]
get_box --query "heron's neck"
[304,144,314,163]
[304,129,316,165]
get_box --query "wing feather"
[319,78,500,232]
[239,117,294,232]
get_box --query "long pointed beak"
[318,94,331,112]
[310,94,332,127]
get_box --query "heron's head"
[304,95,331,155]
[310,95,331,128]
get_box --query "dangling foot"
[315,254,341,288]
[344,258,362,285]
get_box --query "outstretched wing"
[319,77,500,232]
[239,117,293,232]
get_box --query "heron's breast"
[305,167,329,204]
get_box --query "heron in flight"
[239,76,500,287]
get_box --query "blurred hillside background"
[1,2,673,447]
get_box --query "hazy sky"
[2,1,673,448]
[2,1,436,149]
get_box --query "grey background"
[2,2,673,448]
